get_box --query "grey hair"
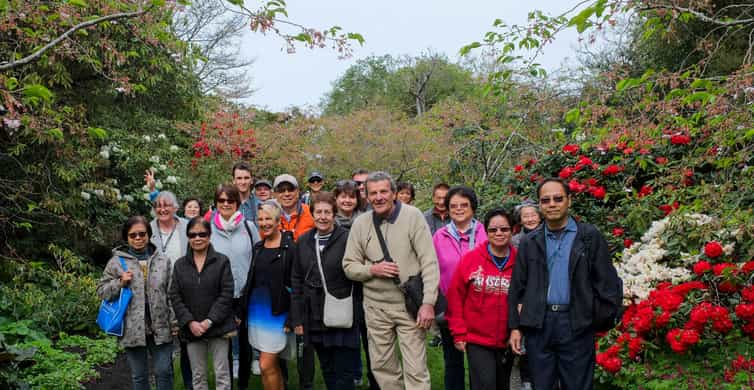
[258,199,282,222]
[365,171,396,193]
[154,191,179,209]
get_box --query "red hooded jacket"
[446,240,516,348]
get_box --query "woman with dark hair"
[396,182,415,205]
[97,216,175,390]
[432,186,487,390]
[291,192,359,390]
[239,200,294,390]
[183,197,205,219]
[210,183,261,389]
[333,180,363,230]
[446,208,517,390]
[170,217,236,390]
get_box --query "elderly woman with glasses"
[432,186,487,390]
[239,200,295,390]
[209,183,261,389]
[511,200,542,248]
[171,217,236,390]
[446,208,517,390]
[97,216,175,390]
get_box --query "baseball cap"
[308,171,324,182]
[254,179,272,189]
[273,174,299,189]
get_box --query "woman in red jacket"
[446,207,517,390]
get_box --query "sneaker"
[429,335,443,347]
[233,359,239,377]
[251,359,261,376]
[522,382,533,390]
[353,377,363,386]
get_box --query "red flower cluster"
[693,260,711,276]
[658,201,680,216]
[612,227,625,237]
[559,166,575,179]
[637,185,653,198]
[665,328,700,353]
[655,156,668,165]
[686,302,733,334]
[724,355,754,382]
[602,164,624,176]
[562,144,580,155]
[704,241,724,258]
[670,134,691,145]
[514,165,524,172]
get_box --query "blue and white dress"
[247,247,288,353]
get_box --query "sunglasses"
[309,178,323,183]
[128,231,148,239]
[539,195,566,205]
[188,231,210,239]
[487,227,512,233]
[217,198,236,204]
[353,180,364,186]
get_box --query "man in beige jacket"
[343,171,440,390]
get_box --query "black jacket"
[239,231,295,322]
[291,226,356,334]
[508,221,621,332]
[170,245,236,340]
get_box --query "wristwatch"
[206,319,213,328]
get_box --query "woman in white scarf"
[209,183,261,388]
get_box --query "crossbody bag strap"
[314,233,353,297]
[119,256,128,271]
[372,214,400,285]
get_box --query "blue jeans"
[124,336,174,390]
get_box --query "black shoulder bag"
[372,213,447,323]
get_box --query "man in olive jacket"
[343,171,440,390]
[508,178,622,390]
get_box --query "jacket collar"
[185,244,220,269]
[373,201,402,224]
[301,225,345,251]
[474,240,517,271]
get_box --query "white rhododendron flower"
[149,155,160,163]
[81,192,91,200]
[165,176,178,184]
[123,195,134,202]
[169,145,179,152]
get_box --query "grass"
[172,337,449,389]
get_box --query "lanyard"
[158,222,177,254]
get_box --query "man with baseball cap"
[253,179,273,202]
[273,174,315,242]
[301,171,325,208]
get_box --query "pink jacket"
[433,221,487,295]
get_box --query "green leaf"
[67,0,88,8]
[459,42,481,56]
[568,6,596,33]
[5,76,18,90]
[87,127,108,141]
[151,0,166,6]
[682,91,715,105]
[22,84,54,105]
[226,0,243,5]
[346,33,365,45]
[565,108,580,124]
[742,128,754,140]
[292,33,312,43]
[47,128,64,141]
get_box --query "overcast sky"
[238,0,581,112]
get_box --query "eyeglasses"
[188,232,210,239]
[217,198,236,204]
[449,203,470,210]
[154,204,175,210]
[539,195,566,205]
[276,187,297,194]
[353,180,364,186]
[309,178,323,184]
[487,227,512,233]
[128,231,148,239]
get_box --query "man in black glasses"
[351,168,370,210]
[507,178,622,390]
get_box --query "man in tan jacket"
[343,171,440,390]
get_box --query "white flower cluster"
[98,143,122,160]
[617,239,691,300]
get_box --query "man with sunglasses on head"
[300,171,325,208]
[507,178,622,390]
[351,168,370,211]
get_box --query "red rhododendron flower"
[602,165,623,176]
[670,134,691,145]
[712,262,736,276]
[679,329,700,345]
[577,155,593,166]
[568,179,586,193]
[612,227,625,237]
[693,261,712,276]
[743,321,754,338]
[712,316,734,334]
[603,357,622,373]
[583,177,598,186]
[671,281,706,296]
[628,337,643,359]
[741,286,754,303]
[735,304,754,321]
[559,166,575,179]
[623,239,634,248]
[655,311,672,328]
[719,281,739,293]
[639,148,650,155]
[514,165,524,172]
[562,144,580,155]
[741,261,754,274]
[704,241,724,258]
[659,202,680,216]
[655,156,668,164]
[637,185,653,198]
[590,186,607,199]
[666,329,687,353]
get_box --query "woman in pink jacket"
[446,207,517,390]
[432,186,486,390]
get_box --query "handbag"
[96,257,133,337]
[314,232,353,328]
[372,214,447,323]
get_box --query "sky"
[237,0,581,112]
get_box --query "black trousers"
[524,310,595,390]
[440,325,465,390]
[313,343,357,390]
[180,341,193,390]
[466,343,514,390]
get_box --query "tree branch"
[0,7,150,71]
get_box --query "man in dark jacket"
[508,178,621,390]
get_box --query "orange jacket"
[280,203,315,241]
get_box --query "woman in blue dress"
[239,200,294,390]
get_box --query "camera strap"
[372,213,401,285]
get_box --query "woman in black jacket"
[292,192,359,390]
[170,217,235,390]
[239,200,294,390]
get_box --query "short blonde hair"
[257,199,282,222]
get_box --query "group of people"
[97,162,622,390]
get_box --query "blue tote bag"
[96,257,133,336]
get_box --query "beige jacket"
[343,202,440,309]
